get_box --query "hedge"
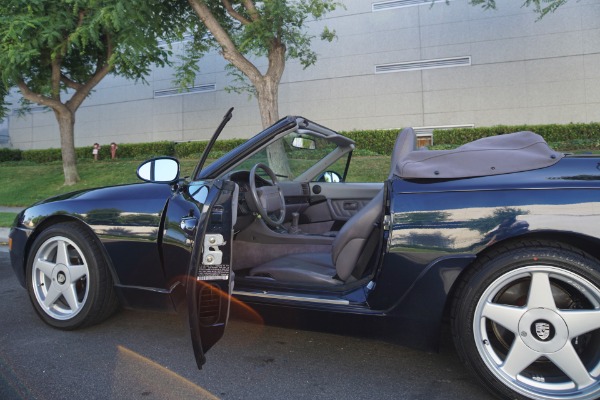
[174,138,247,158]
[0,148,22,162]
[4,139,248,164]
[2,122,599,164]
[341,123,600,154]
[340,129,399,156]
[432,123,600,148]
[22,148,62,163]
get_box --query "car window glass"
[230,131,339,181]
[312,153,349,182]
[345,155,389,183]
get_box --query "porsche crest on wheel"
[535,321,551,341]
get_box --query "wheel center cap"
[52,264,70,287]
[518,308,569,353]
[57,271,67,285]
[531,320,554,341]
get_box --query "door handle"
[343,201,358,210]
[180,216,198,234]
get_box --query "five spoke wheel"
[26,222,119,329]
[31,236,90,320]
[454,243,600,400]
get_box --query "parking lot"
[0,250,494,400]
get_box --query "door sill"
[232,290,350,305]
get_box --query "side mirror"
[137,157,180,183]
[316,171,342,183]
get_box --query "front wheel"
[26,222,119,330]
[452,242,600,400]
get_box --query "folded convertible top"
[395,131,564,179]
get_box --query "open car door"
[186,178,237,369]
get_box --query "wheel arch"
[445,230,600,319]
[23,215,120,286]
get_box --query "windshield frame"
[195,116,355,182]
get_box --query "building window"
[375,57,471,74]
[154,84,216,98]
[414,124,475,148]
[372,0,449,12]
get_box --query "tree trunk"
[186,2,292,178]
[257,78,294,179]
[55,109,80,185]
[257,77,280,128]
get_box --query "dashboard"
[227,170,311,231]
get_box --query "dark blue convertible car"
[9,110,600,400]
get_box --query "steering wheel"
[249,163,286,228]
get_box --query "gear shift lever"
[288,212,300,234]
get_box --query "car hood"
[17,182,174,231]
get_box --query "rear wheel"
[452,242,600,399]
[26,222,119,329]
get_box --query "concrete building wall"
[6,0,600,150]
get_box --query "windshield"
[227,130,348,181]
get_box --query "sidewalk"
[0,207,24,245]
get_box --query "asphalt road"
[0,249,495,400]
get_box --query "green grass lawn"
[0,212,17,227]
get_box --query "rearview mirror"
[137,157,180,183]
[292,137,316,150]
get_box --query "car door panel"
[328,198,372,220]
[186,179,237,369]
[305,182,383,223]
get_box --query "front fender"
[11,183,174,289]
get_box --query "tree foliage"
[470,0,569,18]
[178,0,339,124]
[0,0,187,184]
[178,0,340,176]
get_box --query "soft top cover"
[396,131,564,179]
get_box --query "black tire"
[452,240,600,400]
[26,222,119,330]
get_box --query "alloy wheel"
[31,236,90,321]
[473,265,600,399]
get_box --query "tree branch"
[77,10,86,28]
[66,33,113,112]
[188,0,263,84]
[61,75,84,91]
[221,0,251,25]
[242,0,259,21]
[51,56,62,101]
[15,79,64,110]
[266,39,285,83]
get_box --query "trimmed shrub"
[113,141,176,159]
[22,148,62,163]
[174,141,208,158]
[433,123,600,148]
[340,129,399,156]
[0,148,22,162]
[174,138,247,158]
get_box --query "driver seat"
[248,127,417,285]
